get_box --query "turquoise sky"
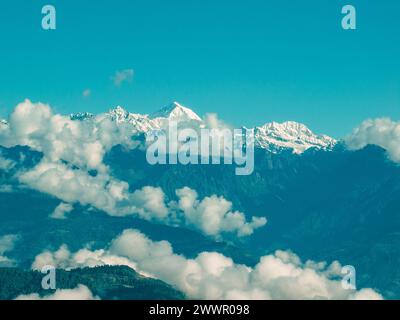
[0,0,399,137]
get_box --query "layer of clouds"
[15,285,99,300]
[112,69,134,87]
[0,234,19,267]
[32,229,383,300]
[346,118,400,162]
[17,158,264,237]
[50,202,74,220]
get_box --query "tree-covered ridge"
[0,265,185,300]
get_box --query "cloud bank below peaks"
[19,159,265,237]
[346,118,400,163]
[16,285,99,300]
[32,229,383,300]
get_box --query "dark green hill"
[0,265,185,300]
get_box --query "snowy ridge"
[70,102,337,154]
[255,121,337,153]
[106,106,159,132]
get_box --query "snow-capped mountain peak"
[107,106,131,123]
[254,121,336,153]
[103,106,159,132]
[151,102,202,122]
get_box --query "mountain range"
[68,102,337,154]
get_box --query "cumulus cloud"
[131,186,169,220]
[346,118,400,162]
[18,159,130,216]
[50,202,74,220]
[32,229,383,300]
[171,187,267,238]
[16,158,160,217]
[0,234,19,267]
[112,69,134,87]
[15,285,99,300]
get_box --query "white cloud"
[349,288,384,300]
[131,186,169,220]
[0,234,19,267]
[18,159,128,216]
[50,202,74,220]
[32,229,383,300]
[17,158,166,218]
[0,154,15,171]
[15,285,99,300]
[171,187,267,238]
[82,89,91,97]
[112,69,134,87]
[0,234,19,254]
[346,118,400,162]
